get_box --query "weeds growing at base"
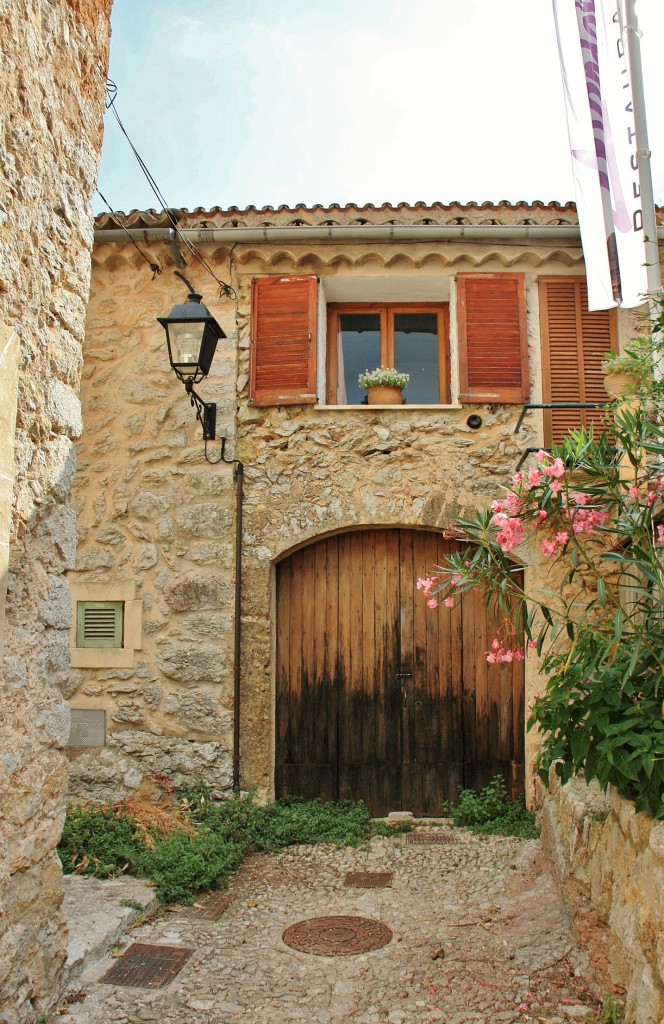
[58,787,409,904]
[444,776,540,839]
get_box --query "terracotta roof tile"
[94,200,664,232]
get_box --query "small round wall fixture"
[467,414,482,430]
[282,916,392,956]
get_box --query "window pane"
[394,313,439,404]
[338,313,381,404]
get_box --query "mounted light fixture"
[157,271,226,442]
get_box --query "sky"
[94,0,664,215]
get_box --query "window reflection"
[393,313,438,405]
[337,313,381,404]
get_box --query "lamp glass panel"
[168,321,206,371]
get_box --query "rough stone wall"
[67,251,237,802]
[68,227,636,812]
[0,1,112,1020]
[542,774,664,1024]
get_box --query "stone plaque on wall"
[68,709,106,747]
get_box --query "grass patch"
[59,788,407,904]
[444,776,540,839]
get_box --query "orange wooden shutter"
[250,275,318,406]
[539,277,617,446]
[457,274,529,403]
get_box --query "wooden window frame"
[325,303,450,405]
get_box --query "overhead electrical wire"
[104,80,236,300]
[96,188,162,278]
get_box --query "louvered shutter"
[250,275,318,406]
[539,277,617,446]
[457,274,529,403]
[76,602,124,649]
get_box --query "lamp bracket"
[184,378,216,442]
[174,270,199,298]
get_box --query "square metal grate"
[185,892,232,921]
[98,943,195,989]
[406,831,458,845]
[344,871,394,888]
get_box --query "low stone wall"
[542,773,664,1024]
[67,732,233,805]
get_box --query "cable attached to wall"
[104,80,237,300]
[96,188,162,278]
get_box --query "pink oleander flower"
[629,486,639,499]
[492,511,525,552]
[647,491,657,507]
[657,525,664,544]
[543,457,565,479]
[417,573,439,598]
[485,623,525,664]
[444,596,455,608]
[535,449,548,463]
[503,491,524,514]
[535,510,548,527]
[427,597,438,609]
[528,467,542,487]
[549,479,563,493]
[541,530,569,558]
[572,492,590,505]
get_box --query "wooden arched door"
[275,529,524,817]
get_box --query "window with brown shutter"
[250,275,318,406]
[325,304,450,405]
[457,273,529,404]
[539,277,617,446]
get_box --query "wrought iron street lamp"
[157,272,226,441]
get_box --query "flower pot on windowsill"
[367,386,404,405]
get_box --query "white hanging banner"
[552,0,649,310]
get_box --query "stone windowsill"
[317,404,464,411]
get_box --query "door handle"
[396,672,412,678]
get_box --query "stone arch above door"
[275,527,525,817]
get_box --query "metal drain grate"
[184,893,232,921]
[344,871,393,888]
[98,943,195,989]
[283,916,392,956]
[406,831,458,845]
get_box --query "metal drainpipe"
[219,439,244,794]
[232,459,243,793]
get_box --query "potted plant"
[358,367,410,405]
[601,348,651,398]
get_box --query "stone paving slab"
[52,829,605,1024]
[62,875,159,988]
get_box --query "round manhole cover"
[282,915,392,956]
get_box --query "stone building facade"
[67,200,652,815]
[0,1,112,1020]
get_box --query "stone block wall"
[69,226,635,810]
[542,774,664,1024]
[67,249,238,802]
[0,1,111,1020]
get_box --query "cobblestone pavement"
[54,827,605,1024]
